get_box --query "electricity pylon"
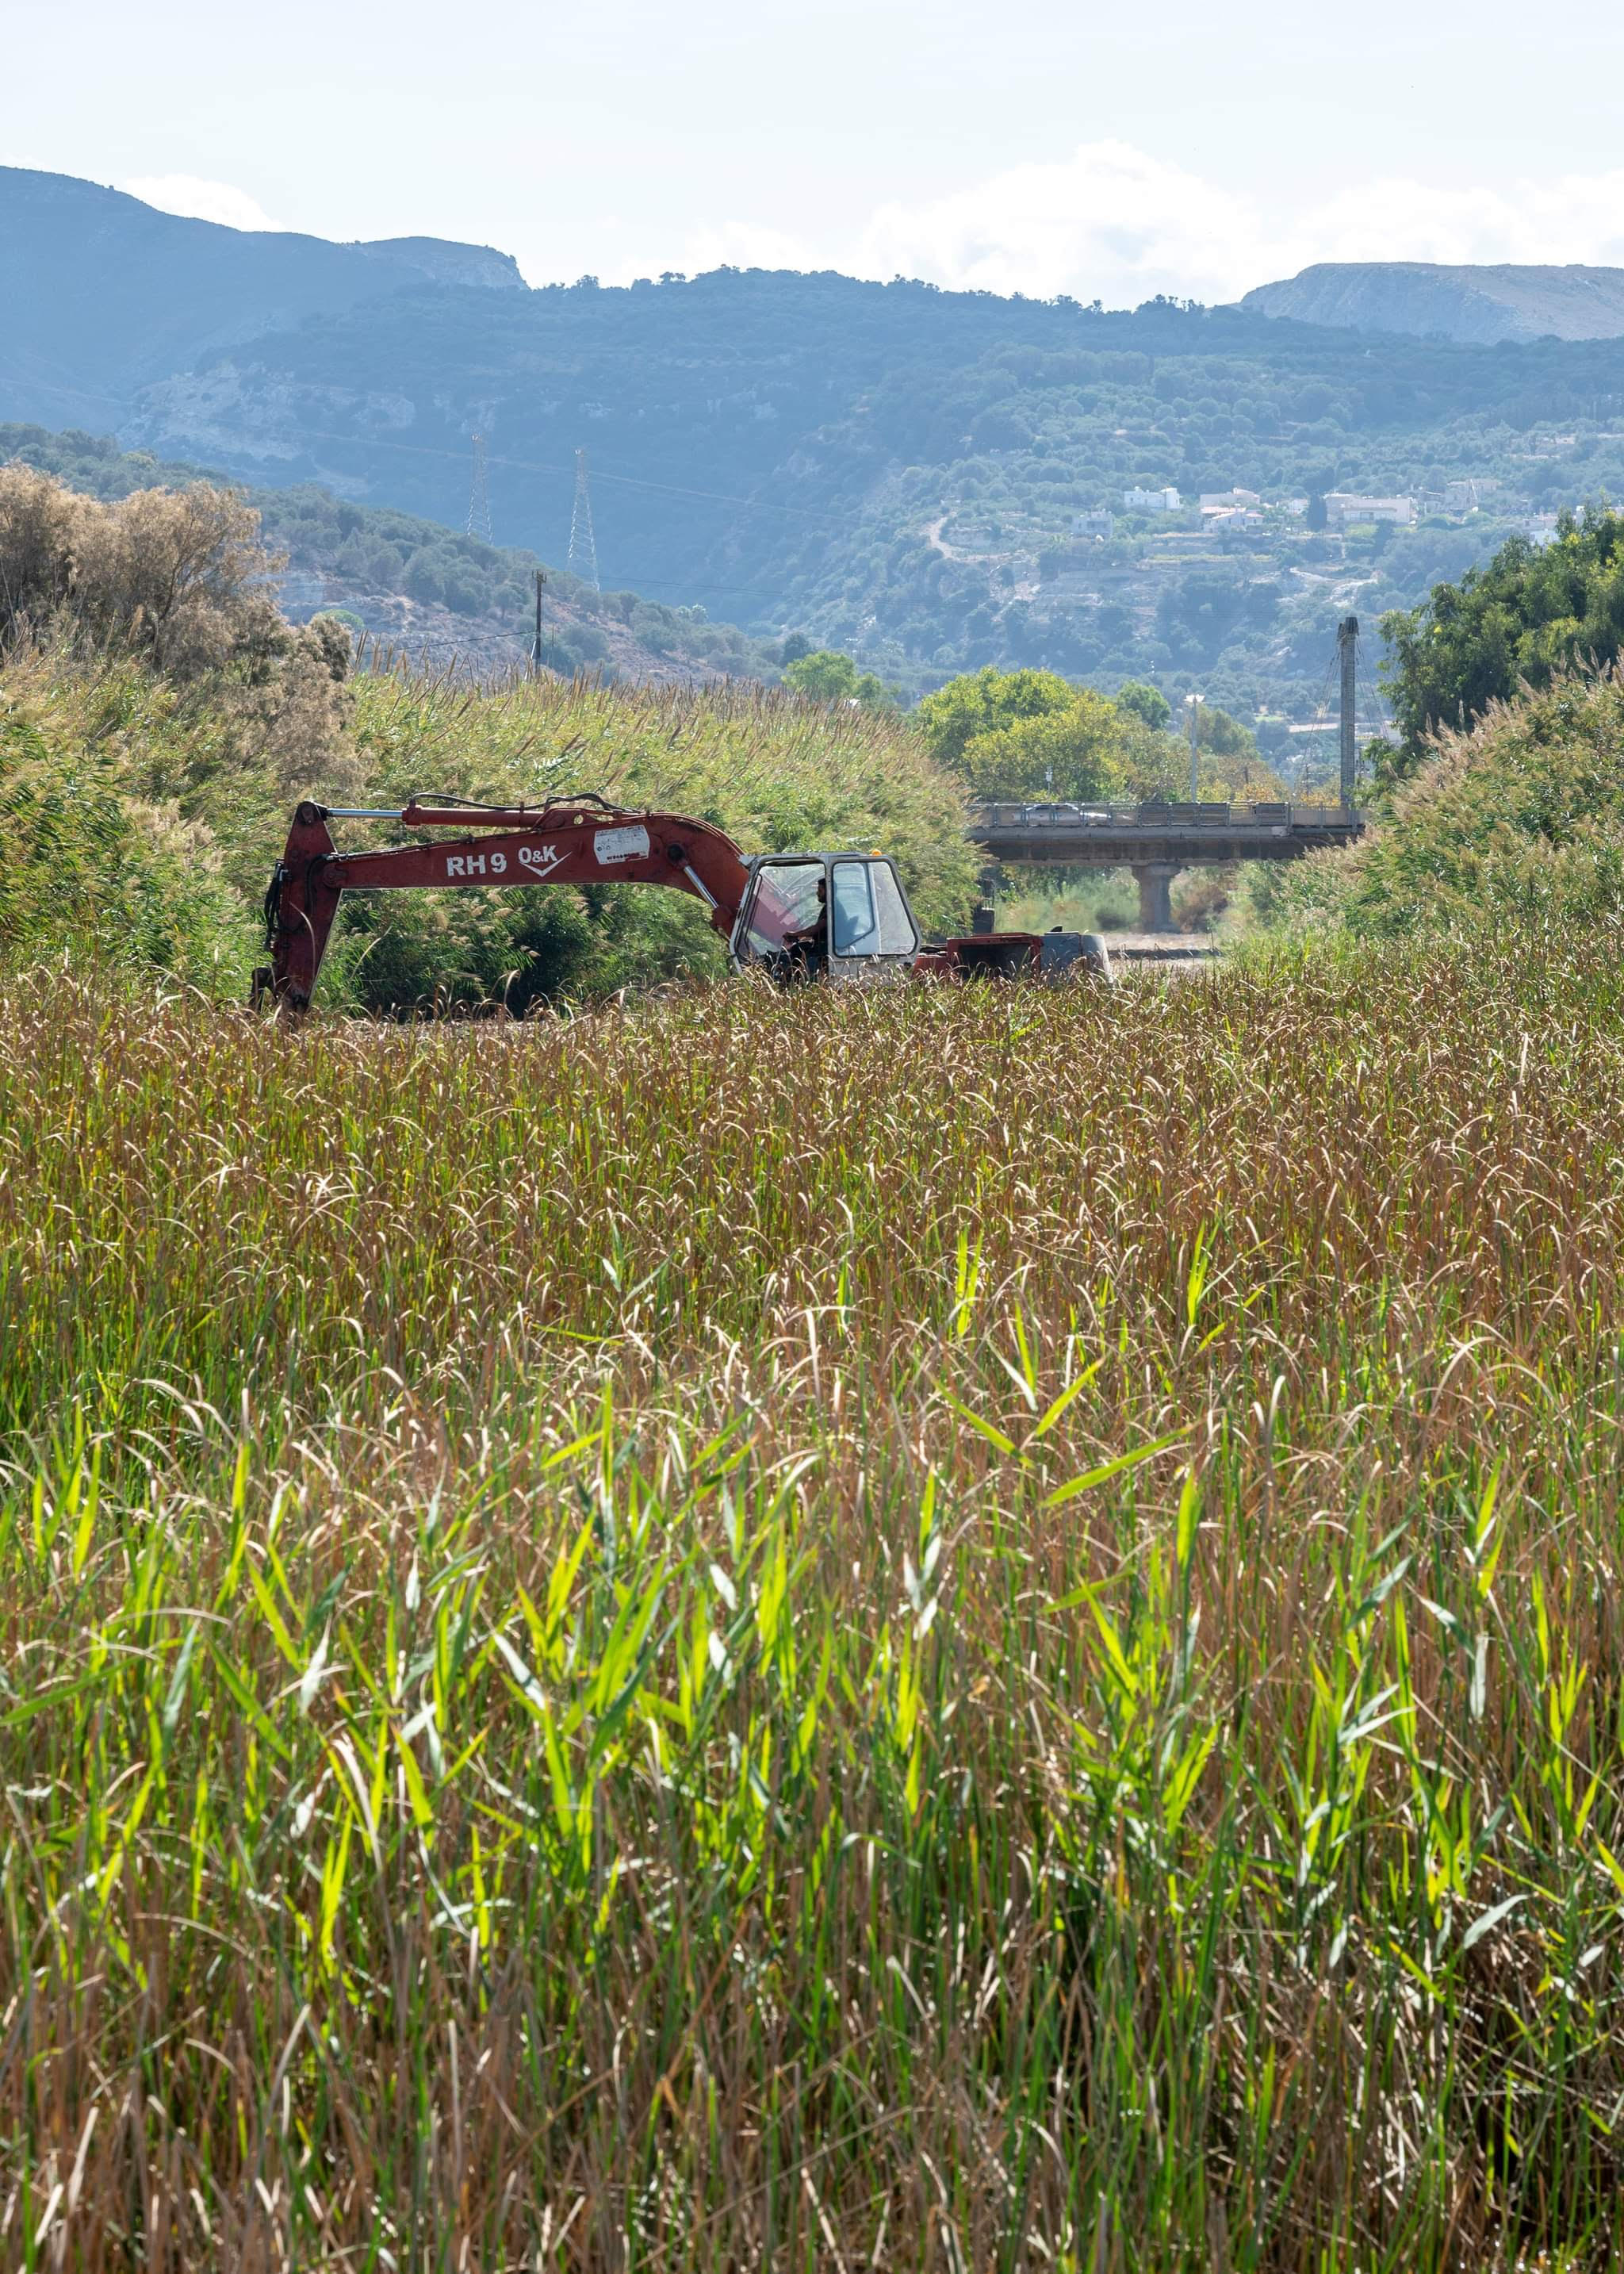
[466,432,492,544]
[568,447,600,593]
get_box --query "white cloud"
[1271,172,1624,277]
[698,141,1624,307]
[121,174,285,234]
[858,142,1261,306]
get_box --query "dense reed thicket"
[1260,663,1624,944]
[2,941,1623,2268]
[0,644,979,1009]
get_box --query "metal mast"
[568,447,600,593]
[466,432,492,544]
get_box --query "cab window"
[831,859,917,957]
[739,860,824,961]
[830,861,879,955]
[870,861,919,953]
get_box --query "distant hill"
[0,424,784,686]
[0,166,520,428]
[1241,263,1624,344]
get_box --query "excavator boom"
[261,796,752,1008]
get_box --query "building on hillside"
[1071,508,1113,538]
[1323,492,1416,530]
[1124,485,1181,513]
[1198,488,1261,512]
[1444,478,1484,513]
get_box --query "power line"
[258,422,855,527]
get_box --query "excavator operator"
[782,876,829,980]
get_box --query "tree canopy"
[1115,679,1171,731]
[915,667,1078,769]
[783,649,895,706]
[915,665,1173,800]
[952,690,1139,801]
[1381,509,1624,777]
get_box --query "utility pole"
[1338,615,1358,807]
[1186,692,1202,801]
[530,569,546,676]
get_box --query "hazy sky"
[6,0,1624,303]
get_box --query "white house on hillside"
[1324,492,1415,529]
[1124,485,1181,513]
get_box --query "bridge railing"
[967,800,1360,831]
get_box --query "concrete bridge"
[967,799,1366,931]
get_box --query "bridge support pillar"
[1133,863,1181,934]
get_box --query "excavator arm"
[259,796,753,1008]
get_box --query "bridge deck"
[968,800,1365,866]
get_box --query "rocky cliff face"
[354,236,525,291]
[123,361,419,488]
[1242,263,1624,344]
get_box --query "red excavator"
[255,794,1109,1010]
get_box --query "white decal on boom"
[445,850,510,878]
[594,824,651,865]
[518,844,567,877]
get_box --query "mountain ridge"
[12,166,1624,731]
[1242,261,1624,344]
[0,166,522,427]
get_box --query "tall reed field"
[2,938,1624,2268]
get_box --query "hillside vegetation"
[0,164,521,427]
[105,251,1624,723]
[0,469,976,1006]
[1,423,787,685]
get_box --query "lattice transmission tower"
[466,431,493,543]
[568,447,600,592]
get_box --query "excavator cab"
[730,853,921,984]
